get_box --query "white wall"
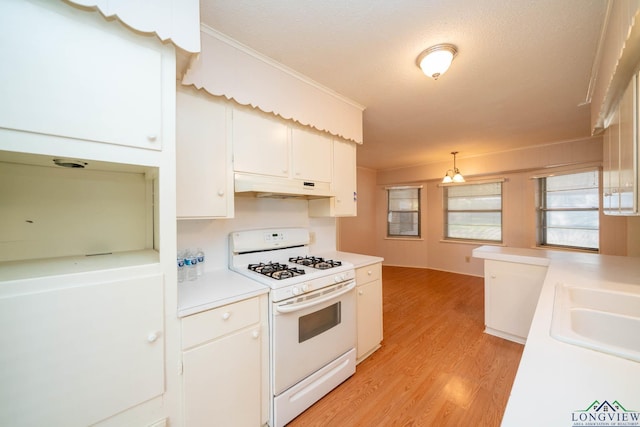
[338,136,633,277]
[177,196,336,271]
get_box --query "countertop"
[177,269,269,318]
[314,251,384,269]
[177,251,383,318]
[473,246,640,426]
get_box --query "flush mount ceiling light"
[442,151,465,183]
[416,43,458,80]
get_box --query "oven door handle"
[275,281,355,314]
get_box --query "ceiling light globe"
[442,175,453,184]
[416,44,458,80]
[420,50,453,79]
[452,173,465,183]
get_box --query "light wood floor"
[287,266,524,427]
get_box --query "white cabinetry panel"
[484,260,548,343]
[182,326,262,427]
[355,263,383,363]
[232,109,289,177]
[603,74,639,215]
[181,295,266,427]
[0,273,164,426]
[176,88,233,218]
[291,128,332,183]
[0,0,163,150]
[309,139,358,217]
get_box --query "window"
[387,187,421,237]
[537,170,599,251]
[444,181,502,242]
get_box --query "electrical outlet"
[309,231,316,244]
[465,256,471,263]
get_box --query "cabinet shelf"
[0,249,159,282]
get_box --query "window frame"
[536,169,600,252]
[386,186,422,238]
[442,180,504,243]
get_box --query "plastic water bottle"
[185,251,198,281]
[195,248,205,277]
[177,256,186,283]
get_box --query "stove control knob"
[334,274,345,283]
[301,284,309,292]
[292,287,301,296]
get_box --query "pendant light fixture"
[416,44,458,80]
[442,151,465,183]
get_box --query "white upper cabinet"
[232,109,289,178]
[176,88,234,219]
[291,128,332,183]
[0,1,164,151]
[332,139,357,215]
[309,139,358,217]
[603,73,639,215]
[65,0,201,53]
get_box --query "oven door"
[272,279,356,395]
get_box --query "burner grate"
[248,262,306,280]
[289,256,343,270]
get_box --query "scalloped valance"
[182,26,364,144]
[65,0,201,53]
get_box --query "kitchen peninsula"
[474,246,640,426]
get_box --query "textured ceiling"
[200,0,607,170]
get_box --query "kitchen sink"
[550,282,640,362]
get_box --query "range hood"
[234,172,334,199]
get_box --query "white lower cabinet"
[483,259,548,344]
[181,296,268,426]
[0,270,164,427]
[355,263,383,363]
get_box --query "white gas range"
[229,228,356,427]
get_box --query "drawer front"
[182,297,260,349]
[356,263,382,286]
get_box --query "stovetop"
[229,228,356,301]
[248,256,344,280]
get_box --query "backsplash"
[177,196,336,271]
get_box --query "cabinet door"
[608,108,622,213]
[619,75,636,214]
[0,1,163,150]
[183,326,262,427]
[232,109,289,177]
[176,88,232,218]
[603,121,613,213]
[484,260,547,342]
[333,140,357,216]
[308,139,358,217]
[291,128,332,183]
[356,279,383,361]
[0,274,164,426]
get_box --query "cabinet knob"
[217,190,225,197]
[358,290,364,296]
[147,331,161,343]
[490,274,497,279]
[147,134,158,142]
[222,312,231,320]
[251,330,260,339]
[367,270,372,276]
